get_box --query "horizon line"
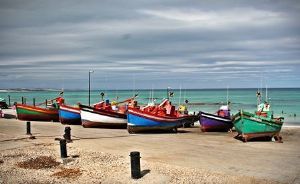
[1,87,300,92]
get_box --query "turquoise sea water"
[1,88,299,125]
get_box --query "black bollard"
[26,121,31,135]
[22,97,24,104]
[60,139,67,158]
[63,127,71,142]
[130,151,141,179]
[33,98,35,106]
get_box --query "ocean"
[1,88,299,125]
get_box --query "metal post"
[167,88,169,100]
[130,151,141,179]
[22,97,24,104]
[88,70,94,106]
[8,95,11,106]
[45,99,47,108]
[63,127,71,142]
[60,139,67,158]
[26,121,31,135]
[89,71,91,106]
[33,98,35,106]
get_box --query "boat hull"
[16,104,59,122]
[233,110,283,141]
[127,108,195,133]
[80,105,127,128]
[199,111,233,132]
[59,105,81,125]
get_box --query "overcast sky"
[0,0,300,90]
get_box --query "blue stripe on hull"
[127,113,179,128]
[59,109,80,119]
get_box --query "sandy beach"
[0,109,299,184]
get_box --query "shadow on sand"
[72,135,134,140]
[3,114,17,119]
[131,129,191,134]
[234,136,273,142]
[141,169,151,177]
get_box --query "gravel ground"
[0,140,280,184]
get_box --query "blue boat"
[59,104,81,125]
[127,99,197,133]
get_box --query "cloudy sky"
[0,0,300,90]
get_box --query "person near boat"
[0,108,3,118]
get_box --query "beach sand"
[0,109,299,184]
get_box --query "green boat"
[232,90,284,142]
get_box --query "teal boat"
[232,90,284,142]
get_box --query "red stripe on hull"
[17,113,59,122]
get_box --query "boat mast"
[152,84,154,103]
[115,88,118,101]
[256,88,261,107]
[226,86,229,106]
[179,84,182,106]
[167,87,170,100]
[132,74,136,97]
[184,89,187,104]
[265,85,268,103]
[148,91,151,104]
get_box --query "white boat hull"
[80,107,127,128]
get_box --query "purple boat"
[199,105,233,132]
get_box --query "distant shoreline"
[1,87,300,92]
[0,89,61,92]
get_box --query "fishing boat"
[0,108,3,118]
[199,105,233,132]
[15,95,64,122]
[59,104,81,125]
[16,104,59,122]
[232,90,284,142]
[79,104,127,128]
[127,99,197,133]
[79,95,137,128]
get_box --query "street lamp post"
[88,70,94,106]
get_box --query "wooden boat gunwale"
[16,104,58,114]
[234,110,284,126]
[128,107,191,123]
[59,104,80,113]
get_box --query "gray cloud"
[0,0,300,89]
